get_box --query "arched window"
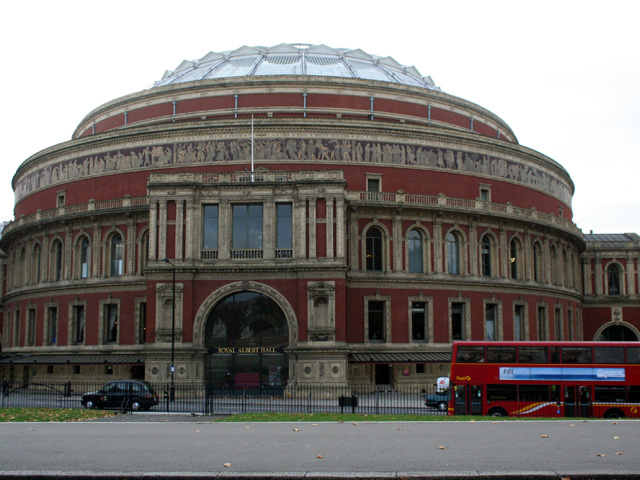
[550,246,558,284]
[17,247,26,286]
[110,234,124,277]
[204,291,289,387]
[366,227,383,272]
[607,264,621,296]
[563,250,571,287]
[481,235,492,277]
[533,242,543,282]
[447,232,460,275]
[51,240,63,281]
[32,243,41,284]
[408,229,423,273]
[598,324,637,341]
[509,238,519,279]
[79,237,91,278]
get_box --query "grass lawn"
[0,408,115,422]
[215,412,545,422]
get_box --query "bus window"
[456,346,485,363]
[550,385,561,402]
[594,346,625,364]
[562,347,592,364]
[487,384,517,401]
[518,346,548,363]
[550,347,560,363]
[487,346,516,363]
[594,386,626,403]
[519,385,549,401]
[628,347,640,364]
[628,386,640,402]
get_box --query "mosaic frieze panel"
[15,138,572,204]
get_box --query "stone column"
[175,200,184,260]
[149,201,158,262]
[326,197,334,258]
[335,198,345,259]
[308,198,317,258]
[184,199,194,261]
[469,223,478,276]
[264,201,275,260]
[158,200,168,260]
[433,219,442,273]
[392,213,402,271]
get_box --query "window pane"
[486,346,516,363]
[411,302,426,341]
[203,205,219,250]
[519,385,549,401]
[518,346,548,363]
[562,347,592,364]
[366,229,383,271]
[485,304,496,341]
[408,230,423,273]
[276,204,292,249]
[447,233,459,275]
[594,346,624,364]
[487,384,517,401]
[368,301,385,341]
[452,303,464,340]
[628,347,640,364]
[456,346,484,363]
[110,235,123,276]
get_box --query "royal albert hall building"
[1,44,639,389]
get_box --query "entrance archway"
[597,324,639,341]
[204,291,289,388]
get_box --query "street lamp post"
[162,258,176,401]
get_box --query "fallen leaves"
[438,446,446,450]
[292,428,301,432]
[223,463,231,467]
[317,455,323,459]
[541,435,549,438]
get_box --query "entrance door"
[453,385,483,415]
[375,364,390,385]
[565,386,591,418]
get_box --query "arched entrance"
[204,291,289,389]
[597,324,639,341]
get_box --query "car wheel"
[85,400,95,409]
[437,401,447,412]
[130,400,143,411]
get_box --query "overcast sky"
[2,0,638,234]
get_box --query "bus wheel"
[488,407,507,417]
[604,409,625,419]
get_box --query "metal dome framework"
[154,43,440,90]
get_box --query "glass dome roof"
[154,43,440,90]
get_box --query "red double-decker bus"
[449,341,640,418]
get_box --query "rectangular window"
[368,300,385,342]
[139,302,147,344]
[276,203,293,258]
[518,346,549,363]
[74,306,85,344]
[451,303,465,340]
[416,364,426,374]
[514,305,525,341]
[628,347,640,364]
[479,186,491,202]
[594,346,624,364]
[367,178,381,192]
[27,309,36,346]
[562,347,592,364]
[537,306,547,340]
[202,205,219,258]
[486,346,516,363]
[73,365,81,375]
[48,307,58,345]
[411,302,426,342]
[555,307,563,340]
[13,310,20,347]
[232,204,263,258]
[105,304,118,344]
[485,304,497,341]
[567,309,573,340]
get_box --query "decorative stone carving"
[15,138,572,205]
[307,281,335,342]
